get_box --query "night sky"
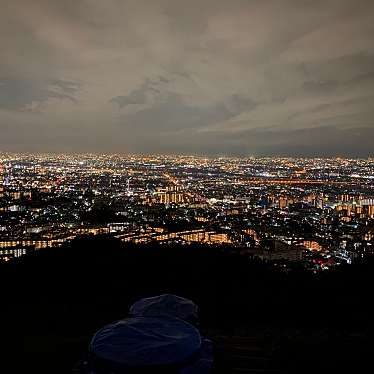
[1,0,374,156]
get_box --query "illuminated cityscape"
[2,0,374,372]
[1,152,373,270]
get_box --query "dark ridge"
[1,235,373,373]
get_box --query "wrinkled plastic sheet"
[90,316,201,369]
[129,294,199,325]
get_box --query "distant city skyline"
[1,152,373,266]
[1,0,374,156]
[1,150,374,161]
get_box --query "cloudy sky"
[1,0,374,156]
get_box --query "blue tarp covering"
[129,294,199,325]
[90,316,201,368]
[89,295,213,373]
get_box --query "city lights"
[1,152,373,270]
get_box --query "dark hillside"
[1,235,373,373]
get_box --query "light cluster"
[0,152,373,270]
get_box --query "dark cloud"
[121,93,233,131]
[0,78,79,112]
[135,125,374,158]
[110,90,147,108]
[243,126,374,157]
[51,80,80,95]
[0,0,373,155]
[110,78,167,108]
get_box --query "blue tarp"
[90,316,201,368]
[129,294,199,325]
[89,295,213,373]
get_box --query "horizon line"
[0,150,373,160]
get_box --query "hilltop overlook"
[1,235,373,373]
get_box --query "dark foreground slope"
[1,235,373,373]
